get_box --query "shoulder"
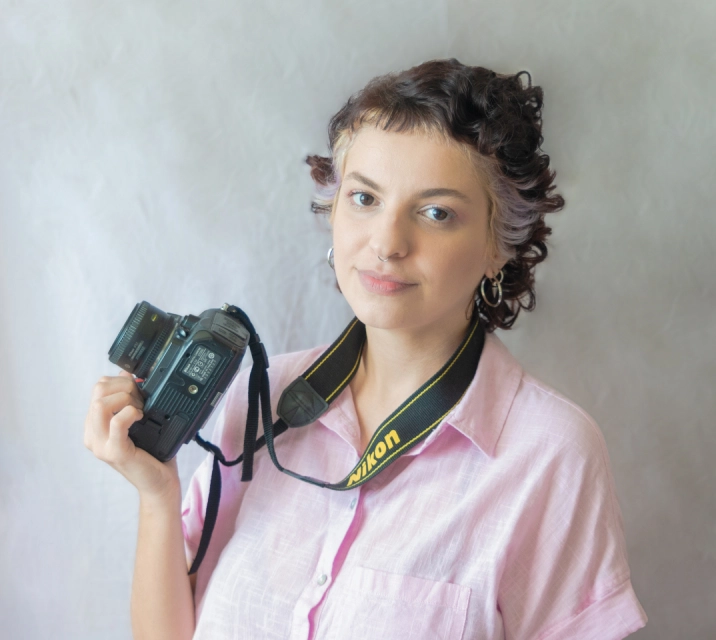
[441,331,606,463]
[509,370,608,462]
[264,344,329,388]
[226,343,329,401]
[479,332,609,465]
[495,358,619,517]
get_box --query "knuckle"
[92,380,110,399]
[110,411,133,430]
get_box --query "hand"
[84,370,180,502]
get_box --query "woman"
[84,58,648,639]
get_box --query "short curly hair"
[306,58,565,332]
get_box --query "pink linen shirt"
[181,331,648,639]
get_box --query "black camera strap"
[189,308,485,575]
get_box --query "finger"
[102,390,144,416]
[107,404,144,457]
[92,376,144,406]
[118,370,134,378]
[88,390,143,445]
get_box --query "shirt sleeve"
[497,403,648,640]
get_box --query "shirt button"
[349,497,357,510]
[317,574,328,586]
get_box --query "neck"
[351,312,474,405]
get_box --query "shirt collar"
[442,331,523,458]
[316,331,523,459]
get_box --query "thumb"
[118,369,134,378]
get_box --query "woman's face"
[331,126,499,335]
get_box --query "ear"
[484,259,507,281]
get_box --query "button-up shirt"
[181,331,648,639]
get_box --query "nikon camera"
[108,301,250,462]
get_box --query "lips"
[357,270,416,295]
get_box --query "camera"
[108,301,250,461]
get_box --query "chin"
[345,294,423,332]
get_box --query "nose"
[369,202,411,261]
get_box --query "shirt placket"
[288,484,361,640]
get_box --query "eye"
[350,191,376,207]
[421,206,453,223]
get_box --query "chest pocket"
[314,566,471,640]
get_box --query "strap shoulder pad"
[277,377,330,428]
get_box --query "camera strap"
[189,307,485,575]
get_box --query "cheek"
[332,221,365,295]
[423,238,486,290]
[332,208,365,258]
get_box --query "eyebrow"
[344,171,472,203]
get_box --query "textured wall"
[0,1,713,638]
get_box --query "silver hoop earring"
[378,255,389,262]
[479,269,504,308]
[327,246,335,270]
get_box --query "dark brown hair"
[306,58,565,332]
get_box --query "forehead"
[342,126,485,196]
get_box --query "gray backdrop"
[1,1,713,638]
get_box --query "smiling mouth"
[357,270,416,295]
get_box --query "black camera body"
[108,301,250,461]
